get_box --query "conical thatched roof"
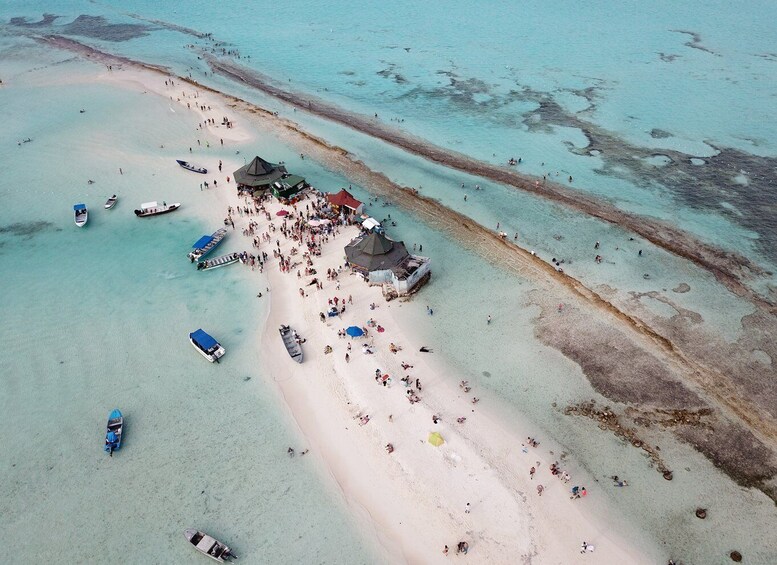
[345,232,409,272]
[359,231,394,255]
[233,156,287,188]
[247,156,275,175]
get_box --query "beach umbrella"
[346,326,364,337]
[428,431,445,447]
[276,210,289,216]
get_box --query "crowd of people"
[200,151,644,559]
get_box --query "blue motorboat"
[189,329,226,363]
[188,228,228,262]
[104,409,123,456]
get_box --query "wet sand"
[37,35,777,316]
[203,57,775,313]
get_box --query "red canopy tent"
[326,189,363,215]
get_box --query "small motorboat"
[189,329,226,363]
[188,228,228,262]
[279,325,303,363]
[104,194,118,209]
[134,201,181,217]
[104,409,123,456]
[176,159,208,174]
[184,529,236,562]
[74,203,88,227]
[197,252,241,271]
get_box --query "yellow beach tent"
[428,431,444,447]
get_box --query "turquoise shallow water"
[348,191,777,564]
[20,0,773,266]
[0,53,377,564]
[2,2,777,563]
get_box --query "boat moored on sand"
[189,329,226,363]
[279,324,304,363]
[104,194,118,209]
[197,252,241,271]
[189,228,228,262]
[104,409,123,456]
[184,529,236,562]
[134,201,180,217]
[74,203,88,227]
[176,159,208,174]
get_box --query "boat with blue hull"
[74,203,87,227]
[190,329,226,363]
[104,409,123,456]
[189,228,228,262]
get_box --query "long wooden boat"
[104,194,118,209]
[197,252,241,271]
[279,325,303,363]
[104,409,123,456]
[189,329,226,363]
[188,228,228,262]
[74,203,88,227]
[176,159,208,174]
[184,529,236,562]
[134,201,181,217]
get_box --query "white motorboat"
[279,325,303,363]
[74,203,88,227]
[196,252,241,271]
[184,529,236,562]
[189,329,226,363]
[134,201,181,217]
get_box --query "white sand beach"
[87,65,657,563]
[254,210,653,564]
